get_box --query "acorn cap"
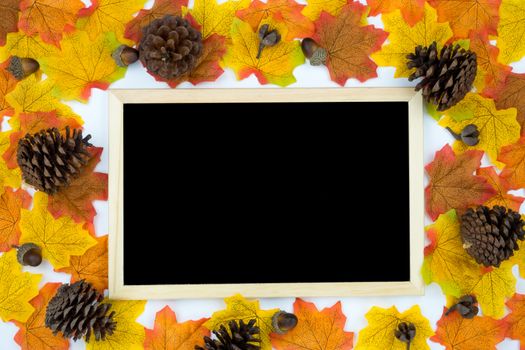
[112,45,139,67]
[272,310,298,334]
[7,56,39,80]
[15,243,42,267]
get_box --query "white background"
[1,0,525,348]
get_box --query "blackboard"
[108,89,424,298]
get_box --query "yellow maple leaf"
[0,32,59,62]
[355,305,434,350]
[76,0,148,44]
[371,3,453,78]
[5,75,81,122]
[422,210,481,297]
[19,192,97,269]
[0,132,21,193]
[184,0,250,39]
[497,0,525,64]
[206,294,279,350]
[302,0,348,21]
[223,18,304,86]
[86,300,146,350]
[439,93,520,168]
[40,31,125,102]
[0,250,41,322]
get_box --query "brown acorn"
[7,56,39,80]
[301,38,327,66]
[272,311,298,334]
[14,243,42,267]
[112,45,139,67]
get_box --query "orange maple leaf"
[271,299,353,350]
[2,111,82,169]
[313,1,387,85]
[237,0,314,40]
[13,283,69,350]
[485,73,525,134]
[477,167,524,210]
[498,136,525,190]
[18,0,84,47]
[0,0,19,46]
[367,0,425,26]
[503,294,525,347]
[425,144,496,220]
[47,147,108,224]
[144,306,210,350]
[0,61,17,122]
[431,308,506,349]
[57,235,108,292]
[125,0,187,43]
[428,0,501,39]
[0,188,31,252]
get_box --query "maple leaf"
[0,61,17,120]
[422,210,481,296]
[0,188,31,252]
[149,34,226,87]
[19,191,97,269]
[313,1,387,85]
[0,250,41,322]
[40,31,125,101]
[430,308,506,349]
[87,300,146,350]
[206,294,279,350]
[469,31,511,94]
[5,75,81,121]
[125,0,187,42]
[223,18,304,86]
[56,235,108,292]
[367,0,425,26]
[371,3,453,78]
[427,0,500,39]
[18,0,84,47]
[47,147,107,224]
[13,283,69,350]
[439,93,520,168]
[424,145,496,221]
[498,136,525,190]
[485,73,525,133]
[144,306,210,350]
[355,305,434,350]
[503,293,525,347]
[497,0,525,64]
[0,0,19,46]
[271,299,353,350]
[0,132,22,193]
[477,167,524,210]
[0,31,59,63]
[184,0,249,39]
[3,111,82,169]
[302,0,348,21]
[237,0,314,40]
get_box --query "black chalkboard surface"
[122,102,410,286]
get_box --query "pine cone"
[407,42,477,111]
[139,15,203,79]
[45,280,116,342]
[195,319,261,350]
[461,205,525,267]
[17,127,92,194]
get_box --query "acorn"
[112,45,139,67]
[301,38,327,66]
[446,124,480,146]
[257,24,281,59]
[13,243,42,267]
[7,56,39,80]
[272,311,298,334]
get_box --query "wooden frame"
[108,88,424,299]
